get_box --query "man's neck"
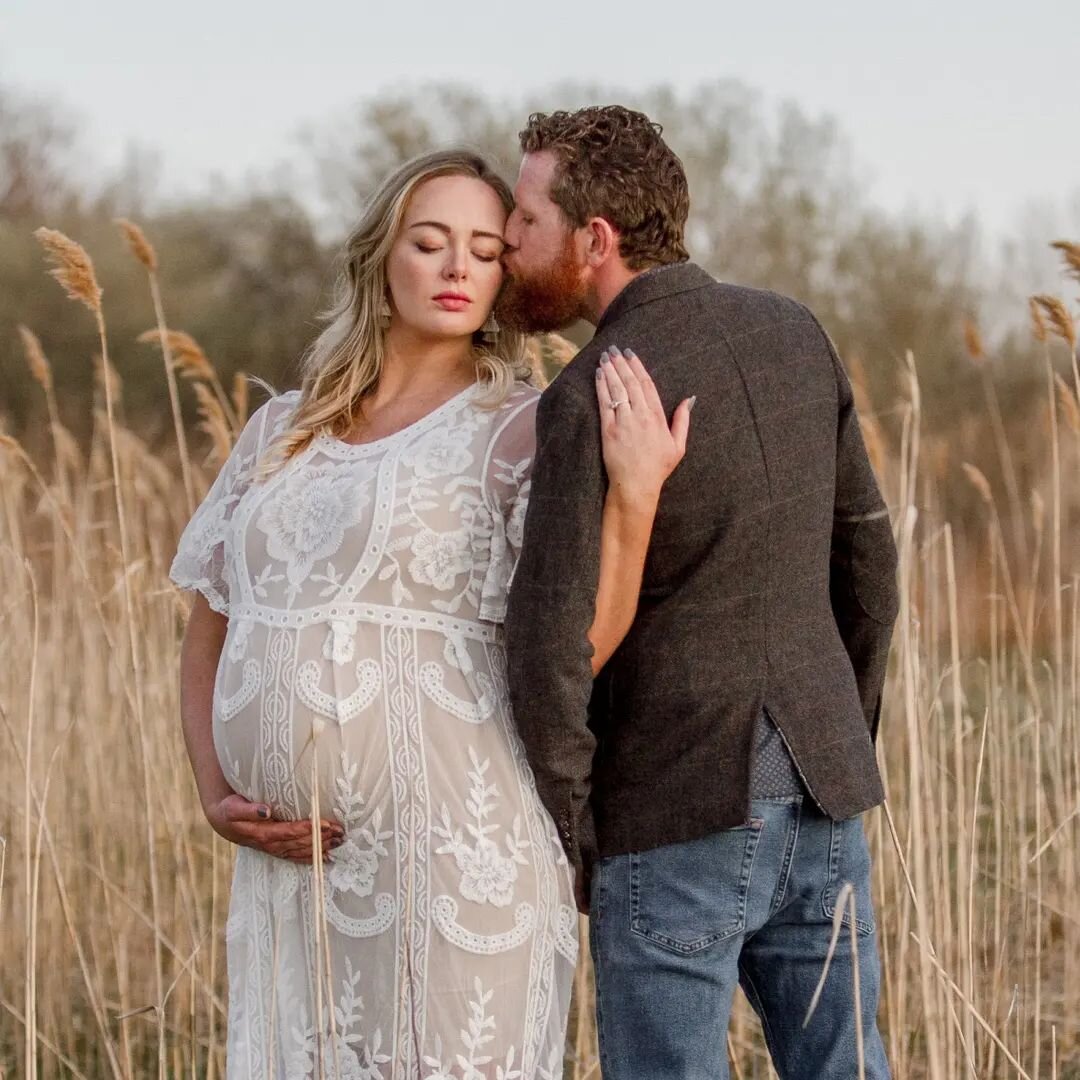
[584,263,648,325]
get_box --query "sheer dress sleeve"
[478,389,539,624]
[168,398,278,616]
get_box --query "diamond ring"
[609,399,629,410]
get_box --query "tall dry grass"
[1,227,1078,1078]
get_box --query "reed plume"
[139,329,214,380]
[18,325,73,514]
[33,228,102,314]
[138,328,241,435]
[192,382,233,465]
[1050,240,1080,284]
[1030,298,1049,342]
[962,317,985,364]
[961,462,993,504]
[115,217,159,272]
[18,326,52,392]
[1031,295,1077,350]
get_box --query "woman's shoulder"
[261,388,302,432]
[268,388,302,413]
[495,380,542,414]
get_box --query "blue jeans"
[589,796,890,1079]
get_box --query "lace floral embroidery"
[256,460,376,598]
[434,748,530,908]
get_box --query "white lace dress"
[169,382,577,1080]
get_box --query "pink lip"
[434,294,471,311]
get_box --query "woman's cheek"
[389,252,432,314]
[478,262,504,308]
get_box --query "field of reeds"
[1,225,1079,1079]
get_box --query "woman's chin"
[394,312,486,343]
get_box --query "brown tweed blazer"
[505,262,899,868]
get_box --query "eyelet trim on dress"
[225,599,499,643]
[313,384,481,459]
[431,895,536,954]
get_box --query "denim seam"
[822,819,875,936]
[768,796,802,920]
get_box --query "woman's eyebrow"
[408,220,506,243]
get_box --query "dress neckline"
[314,382,480,458]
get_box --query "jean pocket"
[821,816,876,936]
[629,820,763,955]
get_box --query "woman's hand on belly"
[204,791,345,864]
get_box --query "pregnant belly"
[213,693,392,826]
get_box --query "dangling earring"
[378,295,392,328]
[481,312,499,344]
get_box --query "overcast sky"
[2,0,1077,238]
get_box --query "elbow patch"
[851,516,900,625]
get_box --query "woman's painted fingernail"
[596,366,604,378]
[257,806,270,819]
[625,348,638,359]
[688,396,698,412]
[600,352,611,364]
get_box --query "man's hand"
[204,793,344,863]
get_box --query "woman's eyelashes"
[414,242,500,263]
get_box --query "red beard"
[496,237,588,334]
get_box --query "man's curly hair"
[519,105,689,270]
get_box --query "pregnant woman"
[170,149,691,1079]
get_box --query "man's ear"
[582,217,620,267]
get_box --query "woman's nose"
[443,248,468,281]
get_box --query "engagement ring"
[610,399,628,410]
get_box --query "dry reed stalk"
[896,355,947,1075]
[118,220,197,516]
[6,702,126,1080]
[0,999,92,1079]
[1054,374,1080,435]
[944,524,977,1068]
[961,463,1042,710]
[34,226,168,1073]
[21,560,40,1080]
[572,914,593,1078]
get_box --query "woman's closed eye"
[414,242,501,262]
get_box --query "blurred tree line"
[1,79,1072,522]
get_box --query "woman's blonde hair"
[256,148,531,479]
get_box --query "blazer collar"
[595,261,714,333]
